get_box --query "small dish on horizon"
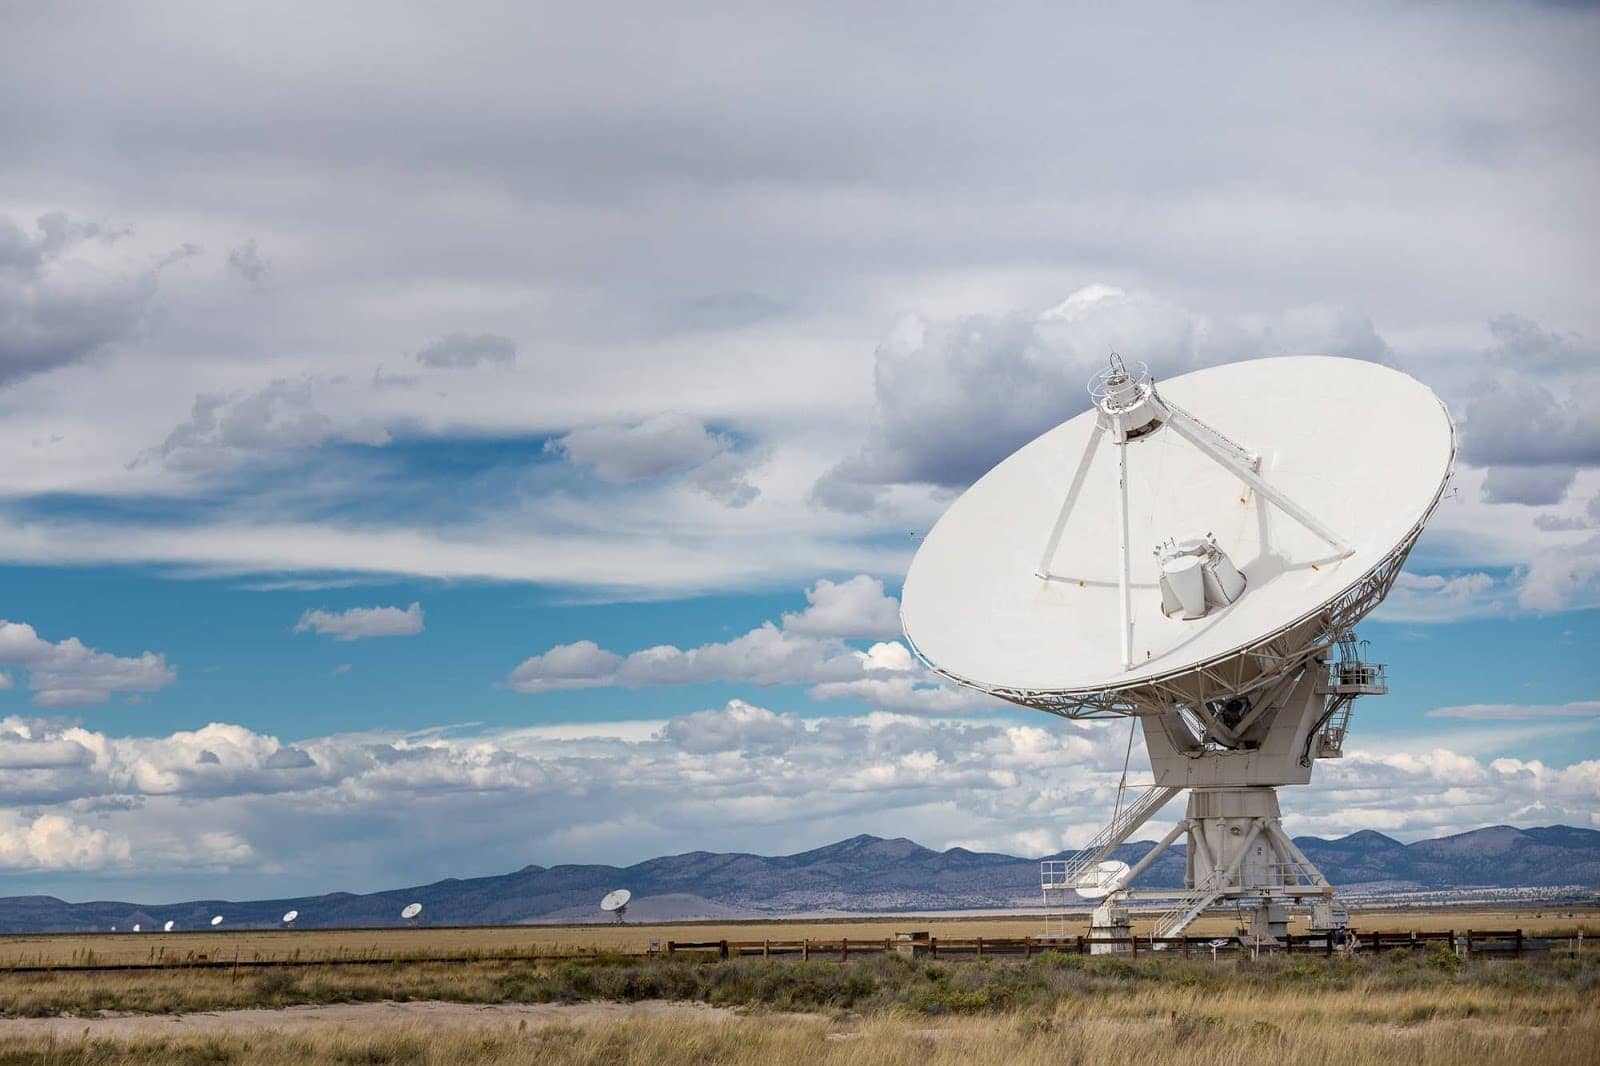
[600,889,631,922]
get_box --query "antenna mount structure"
[905,355,1455,946]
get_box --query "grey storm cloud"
[0,212,157,386]
[813,287,1394,511]
[1480,464,1577,507]
[148,378,394,472]
[1458,315,1600,503]
[415,332,517,368]
[550,413,762,507]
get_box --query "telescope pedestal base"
[1102,787,1342,941]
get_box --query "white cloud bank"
[506,575,989,714]
[0,619,175,707]
[0,707,1593,890]
[294,602,425,641]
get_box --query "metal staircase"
[1152,879,1227,940]
[1042,785,1183,891]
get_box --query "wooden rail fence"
[0,928,1551,975]
[665,929,1539,960]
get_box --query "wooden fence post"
[1024,938,1032,959]
[1130,935,1138,958]
[841,937,848,962]
[719,940,729,961]
[930,937,937,960]
[975,937,983,960]
[762,939,769,959]
[1465,930,1473,957]
[801,939,809,961]
[1515,929,1523,959]
[1182,937,1190,959]
[666,941,675,957]
[1077,935,1085,955]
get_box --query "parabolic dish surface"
[901,357,1453,695]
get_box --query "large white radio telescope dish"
[903,356,1453,704]
[401,902,422,921]
[907,355,1454,945]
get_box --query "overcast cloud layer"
[1,3,1598,891]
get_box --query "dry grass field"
[1,908,1594,1063]
[4,905,1594,968]
[0,949,1596,1064]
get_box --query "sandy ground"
[0,999,747,1041]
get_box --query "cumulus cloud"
[1371,571,1506,623]
[415,331,517,368]
[294,602,424,641]
[0,706,1593,890]
[148,377,393,472]
[549,413,760,507]
[503,640,622,692]
[0,620,176,707]
[813,285,1393,512]
[779,575,902,639]
[0,812,130,871]
[508,623,868,692]
[0,211,156,387]
[1427,700,1600,721]
[506,575,982,713]
[1518,535,1600,613]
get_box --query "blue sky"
[1,2,1597,901]
[3,565,1596,760]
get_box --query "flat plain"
[0,936,1595,1065]
[3,904,1594,968]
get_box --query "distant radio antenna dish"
[282,909,299,926]
[163,920,175,932]
[599,889,631,922]
[905,355,1455,948]
[132,923,141,933]
[210,915,224,927]
[401,902,422,924]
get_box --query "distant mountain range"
[3,825,1596,933]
